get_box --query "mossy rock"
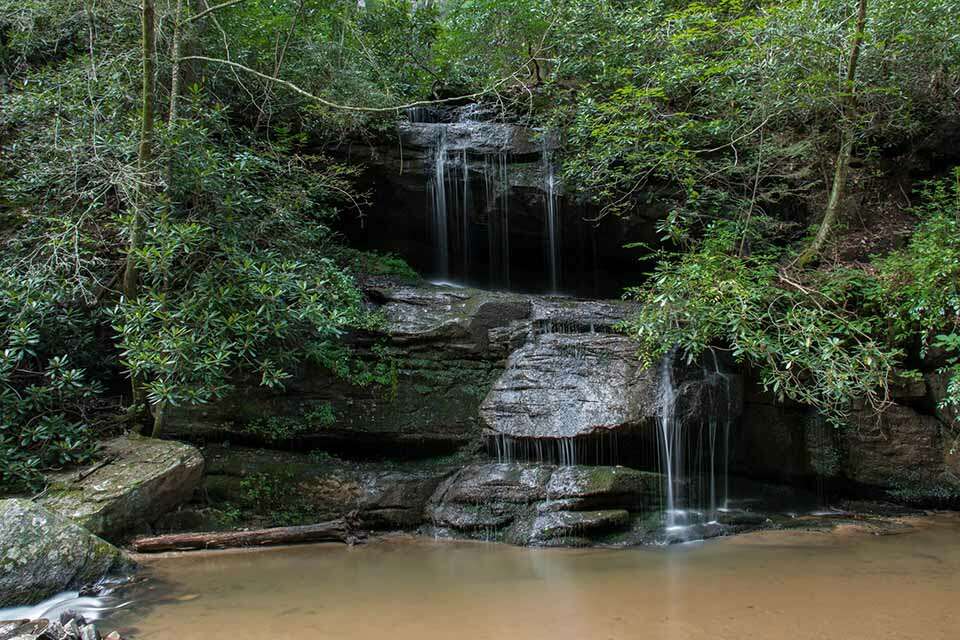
[41,434,204,541]
[0,499,132,607]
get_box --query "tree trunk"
[169,0,185,124]
[796,0,868,267]
[131,519,363,553]
[124,0,157,418]
[125,0,156,300]
[150,399,167,438]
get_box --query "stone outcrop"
[187,445,457,533]
[426,463,659,545]
[737,380,960,502]
[480,333,657,439]
[166,283,533,456]
[842,403,960,497]
[164,282,655,459]
[481,332,743,461]
[41,434,204,541]
[0,500,130,608]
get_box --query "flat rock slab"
[42,435,204,541]
[0,499,130,608]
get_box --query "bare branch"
[181,55,533,113]
[186,0,243,23]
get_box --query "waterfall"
[542,140,560,292]
[428,127,450,278]
[657,354,680,529]
[462,150,470,277]
[482,153,511,288]
[655,350,735,534]
[489,432,625,467]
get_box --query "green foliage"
[1,4,389,442]
[625,170,960,424]
[878,169,960,413]
[238,471,320,526]
[552,0,959,238]
[0,271,103,493]
[622,220,899,424]
[345,249,420,282]
[110,94,376,410]
[243,403,336,443]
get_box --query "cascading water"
[541,140,561,292]
[461,149,471,276]
[482,153,511,288]
[657,354,680,529]
[421,113,516,288]
[428,127,450,278]
[654,350,735,535]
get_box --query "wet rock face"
[480,334,658,439]
[399,121,543,157]
[481,332,743,447]
[40,435,204,541]
[164,282,654,460]
[0,500,130,608]
[426,463,659,545]
[367,281,531,351]
[737,382,960,501]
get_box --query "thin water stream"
[92,514,960,640]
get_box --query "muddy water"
[109,516,960,640]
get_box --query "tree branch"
[182,55,535,113]
[187,0,244,23]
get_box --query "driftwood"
[132,518,363,553]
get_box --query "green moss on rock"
[0,499,132,607]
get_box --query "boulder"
[481,336,742,443]
[528,509,631,544]
[0,500,130,608]
[356,470,455,529]
[544,465,655,510]
[480,334,658,439]
[366,281,531,350]
[41,435,204,540]
[426,463,655,545]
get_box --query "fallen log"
[131,518,364,553]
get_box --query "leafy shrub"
[0,271,103,493]
[345,249,420,282]
[879,168,960,414]
[110,95,379,426]
[621,220,899,424]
